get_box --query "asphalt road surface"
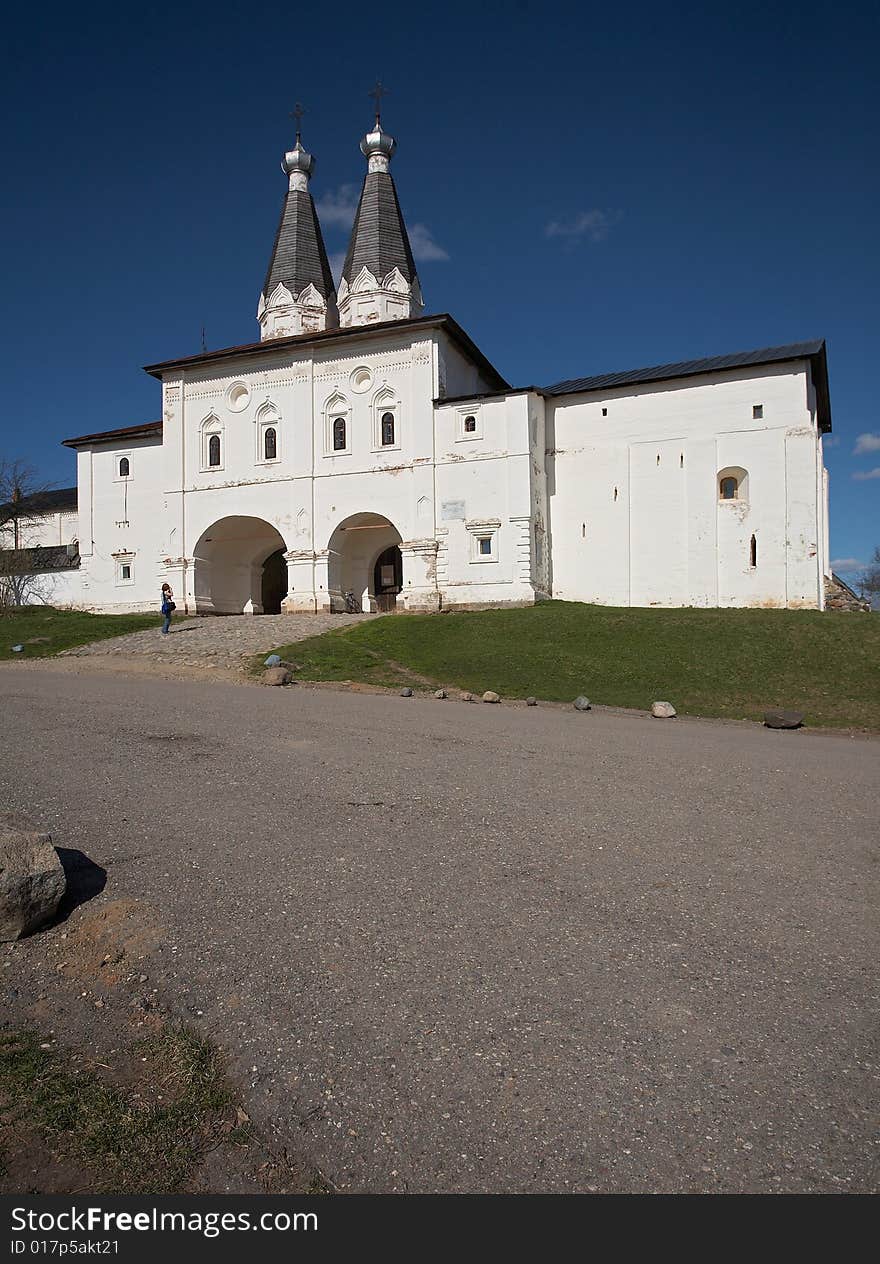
[1,666,877,1193]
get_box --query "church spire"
[337,86,423,328]
[258,106,338,340]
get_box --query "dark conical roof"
[341,170,418,287]
[262,188,336,306]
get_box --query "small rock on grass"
[482,691,501,704]
[526,697,537,707]
[651,701,676,718]
[763,708,803,730]
[460,692,475,702]
[263,667,292,686]
[434,689,447,699]
[400,688,413,698]
[573,696,591,711]
[264,653,281,667]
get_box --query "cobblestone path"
[62,613,375,674]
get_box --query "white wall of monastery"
[58,329,830,616]
[546,360,826,609]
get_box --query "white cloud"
[545,209,618,243]
[408,223,450,262]
[852,467,880,480]
[831,557,864,571]
[854,433,880,454]
[316,184,359,229]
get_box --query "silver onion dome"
[360,123,396,161]
[282,138,315,179]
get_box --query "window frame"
[465,518,501,564]
[718,466,749,503]
[114,555,135,586]
[456,407,483,442]
[200,413,225,472]
[323,393,352,457]
[113,452,133,482]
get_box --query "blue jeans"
[162,613,171,634]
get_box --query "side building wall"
[546,360,827,609]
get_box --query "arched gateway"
[327,513,402,613]
[194,516,287,614]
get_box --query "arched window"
[719,475,739,500]
[464,415,477,433]
[333,416,346,451]
[208,434,221,467]
[264,426,277,461]
[381,411,395,446]
[750,534,757,568]
[118,457,130,478]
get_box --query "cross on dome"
[368,80,388,126]
[290,101,305,143]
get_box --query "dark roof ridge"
[142,313,508,391]
[63,420,162,449]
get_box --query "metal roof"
[341,170,418,287]
[440,339,832,432]
[543,339,825,393]
[62,420,162,448]
[261,188,337,308]
[0,486,77,517]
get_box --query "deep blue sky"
[2,0,877,577]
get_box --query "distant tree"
[858,546,880,605]
[0,459,57,610]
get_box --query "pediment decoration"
[352,266,379,293]
[383,267,411,294]
[266,282,293,309]
[296,282,325,309]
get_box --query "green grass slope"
[270,601,880,730]
[0,606,159,660]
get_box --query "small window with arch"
[264,426,277,461]
[332,416,346,451]
[208,434,221,467]
[381,411,395,446]
[464,414,477,433]
[118,456,130,478]
[719,475,739,500]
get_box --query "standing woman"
[160,582,175,634]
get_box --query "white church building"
[53,107,833,615]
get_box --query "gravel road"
[1,665,877,1193]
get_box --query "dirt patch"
[54,898,162,986]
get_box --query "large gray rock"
[400,688,414,698]
[482,691,501,704]
[0,815,66,941]
[263,666,292,686]
[573,696,591,711]
[651,701,677,718]
[525,697,538,707]
[764,709,803,730]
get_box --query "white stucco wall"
[546,360,827,608]
[74,436,167,611]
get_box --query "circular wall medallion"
[349,366,373,394]
[226,381,250,412]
